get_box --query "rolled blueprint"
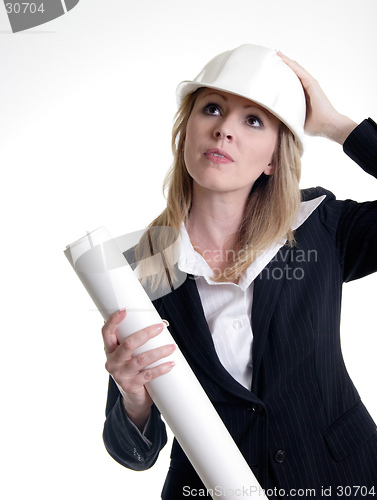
[65,226,267,499]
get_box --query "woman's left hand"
[277,51,357,145]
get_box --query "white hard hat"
[176,44,306,155]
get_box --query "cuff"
[343,118,377,176]
[120,401,153,447]
[103,394,167,471]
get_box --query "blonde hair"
[135,88,301,288]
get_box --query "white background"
[0,1,376,498]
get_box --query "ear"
[264,161,275,176]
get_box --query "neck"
[186,187,248,271]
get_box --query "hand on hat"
[277,51,357,145]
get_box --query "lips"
[204,148,234,163]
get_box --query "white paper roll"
[64,226,267,499]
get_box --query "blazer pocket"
[322,401,377,462]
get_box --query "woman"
[102,45,377,498]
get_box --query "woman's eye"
[246,115,263,128]
[203,103,221,116]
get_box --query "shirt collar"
[177,195,326,291]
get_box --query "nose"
[213,115,235,141]
[214,127,233,141]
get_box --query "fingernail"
[162,319,170,327]
[153,323,164,333]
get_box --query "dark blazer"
[103,119,377,499]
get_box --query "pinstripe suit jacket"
[103,119,377,498]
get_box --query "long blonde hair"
[135,88,302,288]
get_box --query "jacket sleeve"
[324,118,377,282]
[102,376,168,471]
[343,118,377,177]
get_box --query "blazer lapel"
[251,245,292,388]
[156,276,256,402]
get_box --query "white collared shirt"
[177,196,325,390]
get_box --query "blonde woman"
[102,45,377,498]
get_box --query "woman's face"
[184,89,280,198]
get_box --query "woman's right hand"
[102,309,176,430]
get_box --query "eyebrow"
[202,91,266,112]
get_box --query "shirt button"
[233,320,243,330]
[274,450,286,463]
